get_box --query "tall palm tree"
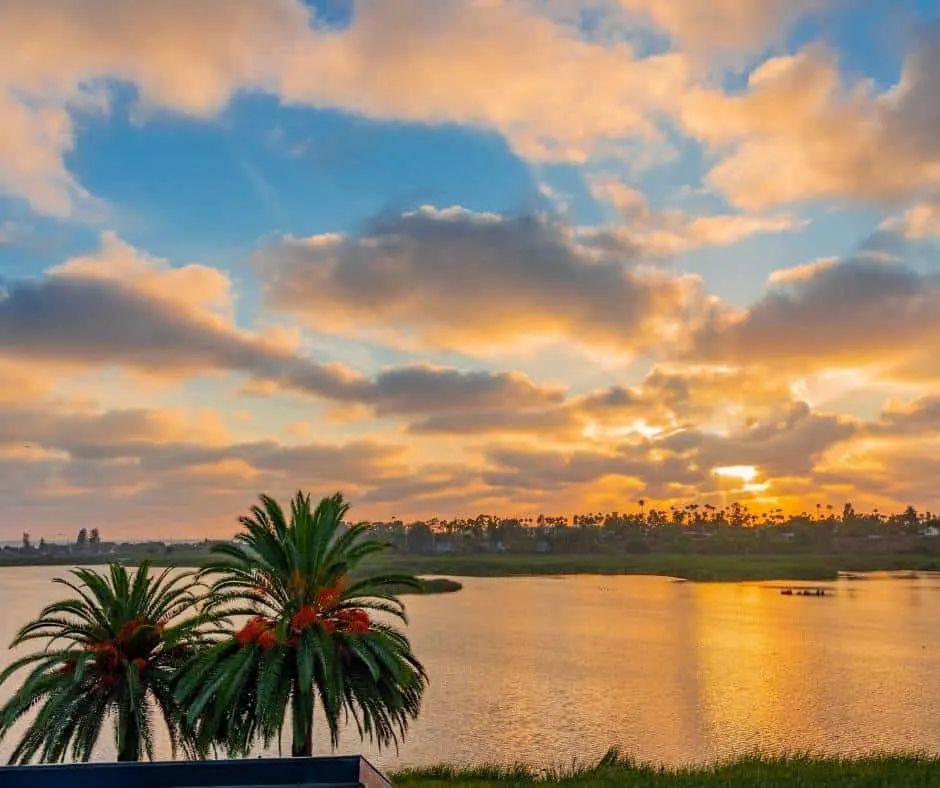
[0,563,211,763]
[177,491,427,758]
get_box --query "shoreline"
[3,552,940,584]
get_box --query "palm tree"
[0,563,211,764]
[177,491,427,758]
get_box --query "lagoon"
[2,568,939,770]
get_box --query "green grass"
[392,750,940,787]
[5,551,940,583]
[361,552,940,582]
[0,554,462,595]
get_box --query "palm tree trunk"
[117,708,141,762]
[290,690,314,757]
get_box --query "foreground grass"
[392,750,940,787]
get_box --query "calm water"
[1,567,939,769]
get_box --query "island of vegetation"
[5,501,940,582]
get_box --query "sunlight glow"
[583,420,663,440]
[713,465,759,482]
[713,465,770,493]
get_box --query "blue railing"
[0,755,392,788]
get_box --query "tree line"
[363,503,940,555]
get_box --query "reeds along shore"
[392,750,940,787]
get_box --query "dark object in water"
[780,587,826,597]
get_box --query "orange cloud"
[882,198,940,239]
[679,38,940,209]
[51,232,235,315]
[0,0,689,213]
[588,175,804,256]
[688,253,940,380]
[260,206,711,355]
[617,0,827,53]
[0,88,90,216]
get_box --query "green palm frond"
[0,561,217,764]
[178,490,427,757]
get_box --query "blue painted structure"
[0,755,391,788]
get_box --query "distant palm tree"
[177,491,426,758]
[0,563,210,763]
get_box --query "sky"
[2,0,940,539]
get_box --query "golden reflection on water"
[2,568,940,768]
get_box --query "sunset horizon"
[2,1,940,540]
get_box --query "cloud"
[407,363,799,442]
[688,253,940,380]
[657,401,855,477]
[616,0,827,54]
[475,396,856,505]
[0,89,92,216]
[882,198,940,239]
[870,396,940,437]
[0,426,413,536]
[0,0,689,214]
[0,359,60,406]
[0,233,565,417]
[587,175,804,256]
[0,406,231,455]
[50,231,235,314]
[678,34,940,209]
[259,206,711,355]
[481,442,707,497]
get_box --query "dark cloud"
[658,402,856,477]
[258,207,707,354]
[0,273,559,415]
[481,444,707,492]
[688,256,940,373]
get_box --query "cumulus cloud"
[679,34,940,209]
[587,175,804,256]
[258,206,711,355]
[0,233,564,417]
[688,254,940,378]
[0,0,689,213]
[0,89,95,216]
[0,406,231,455]
[407,364,799,442]
[881,198,940,239]
[0,422,414,535]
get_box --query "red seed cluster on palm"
[235,615,272,646]
[116,617,145,642]
[317,577,345,609]
[289,606,320,633]
[334,607,370,635]
[78,616,166,691]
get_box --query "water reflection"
[1,568,939,769]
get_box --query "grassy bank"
[5,551,940,582]
[0,555,462,595]
[362,552,940,582]
[392,750,940,787]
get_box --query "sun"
[713,465,758,483]
[713,465,770,493]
